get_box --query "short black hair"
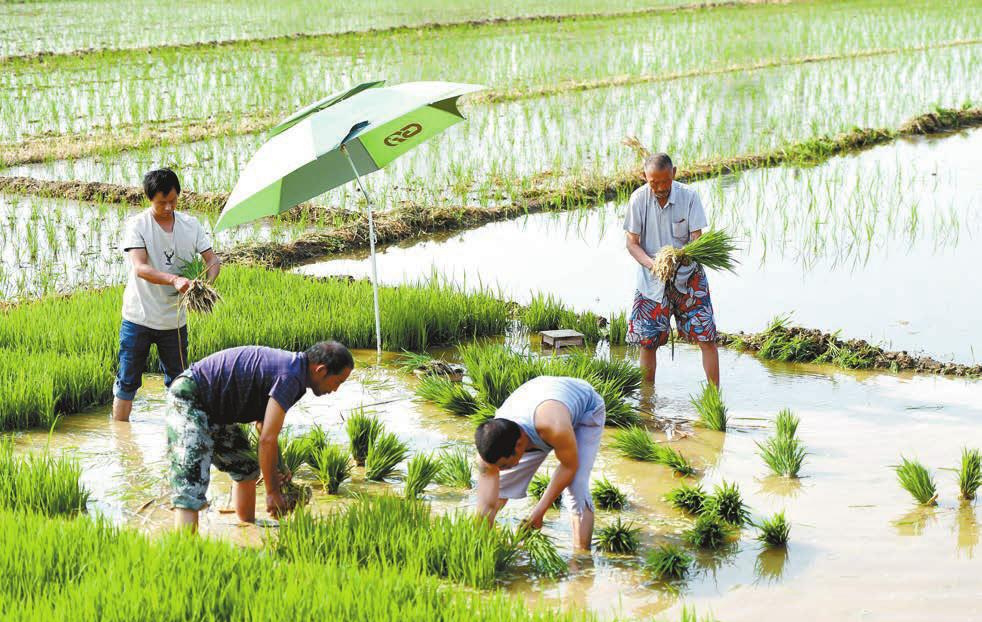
[475,418,521,464]
[306,340,354,375]
[643,152,674,172]
[143,168,181,199]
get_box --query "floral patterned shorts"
[627,268,717,349]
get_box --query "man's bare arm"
[625,232,654,271]
[128,248,191,292]
[690,229,702,242]
[259,398,289,516]
[527,403,578,527]
[475,458,502,525]
[200,248,221,282]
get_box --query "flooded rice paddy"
[13,340,982,621]
[300,129,982,364]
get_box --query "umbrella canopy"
[214,80,484,231]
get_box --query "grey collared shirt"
[623,180,708,303]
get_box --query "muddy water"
[299,129,982,364]
[11,342,982,621]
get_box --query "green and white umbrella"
[215,80,485,356]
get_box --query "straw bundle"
[180,279,222,314]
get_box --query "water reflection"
[893,505,939,536]
[754,546,789,584]
[955,505,979,558]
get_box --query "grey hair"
[643,152,674,172]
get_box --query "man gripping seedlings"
[166,342,353,532]
[474,376,605,550]
[113,168,220,422]
[624,153,720,387]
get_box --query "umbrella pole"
[341,146,383,360]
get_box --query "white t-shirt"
[120,210,212,330]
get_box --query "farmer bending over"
[113,168,220,422]
[474,376,605,550]
[167,342,353,532]
[624,153,720,387]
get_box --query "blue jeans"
[113,319,189,401]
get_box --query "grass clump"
[415,375,479,417]
[682,512,732,549]
[958,448,982,501]
[404,453,441,499]
[346,408,383,466]
[313,444,352,495]
[591,477,627,510]
[654,444,696,477]
[593,517,640,554]
[755,511,790,547]
[666,483,707,514]
[301,425,330,470]
[895,457,937,505]
[528,473,562,509]
[775,408,799,439]
[592,376,642,428]
[757,435,806,478]
[645,543,694,581]
[365,432,409,481]
[703,481,750,526]
[435,447,473,489]
[612,426,659,462]
[517,527,566,578]
[0,438,89,516]
[691,382,727,432]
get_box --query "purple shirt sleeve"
[269,376,304,413]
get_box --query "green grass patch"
[593,517,640,554]
[645,543,693,581]
[895,457,937,505]
[591,477,627,510]
[0,437,89,517]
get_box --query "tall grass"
[691,382,727,432]
[958,448,982,501]
[404,453,441,499]
[0,437,89,516]
[436,446,473,489]
[346,408,383,466]
[313,444,352,495]
[895,457,937,505]
[365,432,409,481]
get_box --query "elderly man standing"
[624,153,720,387]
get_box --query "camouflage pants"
[166,373,260,510]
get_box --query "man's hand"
[523,510,545,531]
[279,467,293,485]
[266,491,290,518]
[172,276,191,293]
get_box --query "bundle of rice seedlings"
[415,375,479,417]
[703,481,750,526]
[281,480,312,510]
[529,473,562,509]
[517,527,567,578]
[666,483,707,514]
[650,230,739,283]
[470,401,497,425]
[958,448,982,501]
[313,444,352,495]
[682,512,732,549]
[435,447,473,489]
[365,432,410,481]
[612,426,659,462]
[775,408,799,439]
[404,453,441,499]
[691,382,727,432]
[756,435,806,478]
[755,511,790,547]
[645,544,693,581]
[346,409,383,466]
[302,425,331,470]
[593,517,640,554]
[895,457,937,505]
[395,350,434,373]
[591,477,627,510]
[278,435,313,475]
[654,444,696,477]
[621,135,651,160]
[179,279,222,314]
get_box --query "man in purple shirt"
[165,341,353,531]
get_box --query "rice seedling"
[666,483,707,515]
[277,434,313,475]
[703,481,750,526]
[957,448,982,501]
[591,376,642,428]
[0,438,89,516]
[690,382,727,432]
[591,477,627,511]
[528,473,562,509]
[395,350,433,373]
[404,453,441,499]
[179,279,222,314]
[651,230,739,283]
[470,401,498,425]
[593,517,640,554]
[435,446,473,489]
[415,375,479,417]
[775,408,800,439]
[346,409,383,466]
[645,544,694,581]
[516,526,567,579]
[313,444,352,495]
[682,512,732,549]
[364,432,409,481]
[895,457,938,505]
[653,444,696,477]
[612,426,659,462]
[302,424,330,470]
[755,511,790,547]
[757,435,806,478]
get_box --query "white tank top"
[494,376,603,451]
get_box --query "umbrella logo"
[383,123,422,146]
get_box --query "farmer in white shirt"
[112,168,220,422]
[624,153,720,387]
